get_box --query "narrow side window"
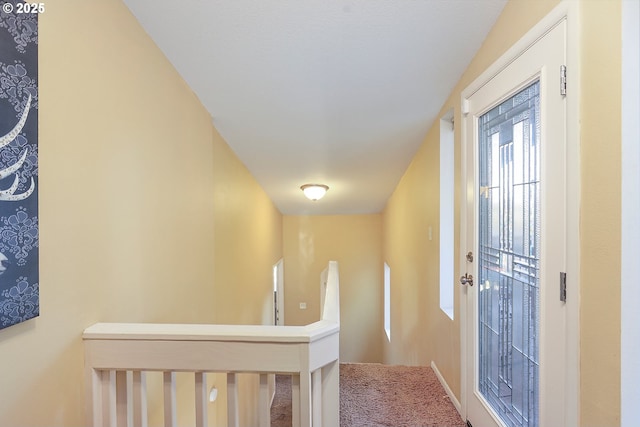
[440,110,455,320]
[384,262,391,340]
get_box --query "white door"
[462,19,568,427]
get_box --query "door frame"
[459,1,580,424]
[621,1,640,425]
[273,258,284,325]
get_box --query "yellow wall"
[0,1,282,425]
[580,0,621,424]
[209,127,283,427]
[383,120,454,368]
[283,215,383,363]
[383,0,622,424]
[211,125,283,326]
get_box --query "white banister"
[100,371,109,426]
[320,359,339,423]
[84,261,340,427]
[130,371,147,427]
[312,369,322,426]
[321,261,340,324]
[299,371,312,427]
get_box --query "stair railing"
[83,261,340,427]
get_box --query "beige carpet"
[271,375,293,427]
[271,363,465,427]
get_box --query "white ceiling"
[123,0,506,215]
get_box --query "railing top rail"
[83,319,338,343]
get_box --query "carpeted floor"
[271,363,465,427]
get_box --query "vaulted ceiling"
[123,0,506,215]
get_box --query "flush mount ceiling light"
[300,184,329,201]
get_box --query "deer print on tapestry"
[0,1,39,329]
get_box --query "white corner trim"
[431,361,462,417]
[621,1,640,426]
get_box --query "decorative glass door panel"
[478,82,540,427]
[464,17,570,427]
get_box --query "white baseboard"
[431,360,462,417]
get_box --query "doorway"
[460,7,578,426]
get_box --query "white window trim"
[621,2,639,425]
[440,110,455,320]
[384,262,391,341]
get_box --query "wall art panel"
[0,1,39,329]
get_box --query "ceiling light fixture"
[300,184,329,201]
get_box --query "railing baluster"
[227,373,239,427]
[291,375,300,427]
[312,369,322,426]
[100,370,113,427]
[106,370,117,427]
[126,371,133,427]
[163,372,177,427]
[131,371,147,427]
[299,371,312,427]
[85,369,105,427]
[259,374,270,427]
[322,360,340,426]
[195,372,208,427]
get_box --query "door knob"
[460,273,474,286]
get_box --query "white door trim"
[459,1,580,424]
[621,1,640,425]
[274,258,284,325]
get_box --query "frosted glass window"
[478,81,540,427]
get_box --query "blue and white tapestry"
[0,1,39,329]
